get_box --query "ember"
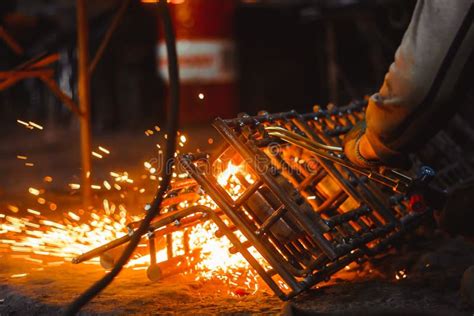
[0,139,267,294]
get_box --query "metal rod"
[0,69,54,79]
[166,234,173,259]
[178,154,303,293]
[233,179,262,208]
[0,26,24,55]
[77,0,93,205]
[267,129,409,193]
[256,205,287,236]
[89,0,131,74]
[213,118,338,259]
[149,233,157,265]
[265,126,344,152]
[40,76,82,116]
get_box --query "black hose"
[64,0,179,314]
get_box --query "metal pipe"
[149,233,157,265]
[77,0,93,205]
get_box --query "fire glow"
[0,144,268,294]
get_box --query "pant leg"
[365,0,474,164]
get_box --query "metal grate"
[73,100,441,300]
[177,100,437,299]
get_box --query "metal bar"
[0,77,22,91]
[255,205,287,236]
[0,26,23,55]
[183,154,335,278]
[77,0,93,205]
[0,69,54,79]
[0,53,60,91]
[325,206,371,229]
[265,126,343,152]
[89,0,132,74]
[166,234,173,259]
[294,117,397,226]
[232,179,262,208]
[213,118,337,259]
[72,233,132,264]
[73,206,204,263]
[40,76,82,116]
[178,154,303,293]
[149,233,157,265]
[183,230,190,254]
[31,54,60,68]
[266,129,407,192]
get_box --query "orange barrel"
[158,0,238,124]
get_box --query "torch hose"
[64,0,180,314]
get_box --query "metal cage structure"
[73,100,442,300]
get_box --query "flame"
[1,148,267,295]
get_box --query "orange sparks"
[28,187,41,196]
[67,212,80,221]
[16,119,29,127]
[16,119,43,130]
[395,269,407,280]
[103,180,112,190]
[27,209,41,216]
[44,176,53,183]
[28,121,43,130]
[2,139,275,294]
[92,151,103,159]
[7,205,19,213]
[10,273,28,278]
[98,146,110,155]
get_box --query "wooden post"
[77,0,92,205]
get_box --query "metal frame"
[73,101,440,300]
[175,101,436,299]
[0,0,131,204]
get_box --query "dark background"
[0,0,415,133]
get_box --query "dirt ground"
[1,127,474,315]
[0,256,282,315]
[1,234,474,315]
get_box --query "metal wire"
[265,126,344,152]
[266,127,411,193]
